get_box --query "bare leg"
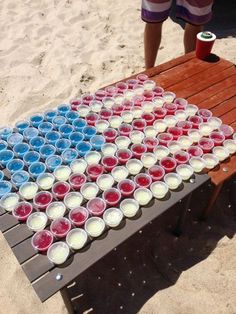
[184,23,203,53]
[144,22,163,69]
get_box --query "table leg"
[60,287,75,314]
[200,183,223,220]
[174,192,192,237]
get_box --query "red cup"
[100,108,113,120]
[210,131,225,146]
[118,123,133,136]
[50,217,71,238]
[82,94,94,106]
[13,202,33,221]
[174,150,190,165]
[177,121,193,135]
[31,230,53,252]
[116,82,128,93]
[219,124,234,139]
[52,181,70,200]
[160,157,177,173]
[103,128,118,142]
[141,113,155,126]
[87,198,106,216]
[134,173,152,188]
[153,86,164,96]
[188,115,203,129]
[118,179,135,197]
[69,173,86,191]
[70,99,81,111]
[163,103,177,115]
[116,149,132,164]
[102,188,121,206]
[158,133,173,146]
[143,90,154,101]
[112,104,124,116]
[69,206,89,226]
[102,156,118,171]
[187,146,203,157]
[143,137,159,152]
[196,31,216,60]
[136,73,149,83]
[85,113,99,126]
[132,119,146,131]
[148,165,165,181]
[197,108,212,122]
[167,127,183,140]
[198,137,214,153]
[131,143,147,159]
[153,107,167,119]
[95,89,107,101]
[33,191,53,211]
[86,164,104,181]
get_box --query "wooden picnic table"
[0,52,235,313]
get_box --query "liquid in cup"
[29,162,46,178]
[45,131,61,145]
[115,136,131,150]
[13,201,33,221]
[46,155,62,172]
[188,146,203,157]
[19,182,38,200]
[100,108,113,120]
[126,158,143,175]
[111,166,129,182]
[160,157,177,173]
[129,130,145,144]
[86,164,104,181]
[174,150,190,164]
[153,145,170,160]
[118,179,135,197]
[148,165,165,181]
[13,143,30,158]
[50,217,71,238]
[70,159,87,174]
[64,192,83,210]
[85,113,99,126]
[76,141,92,157]
[69,206,89,227]
[95,120,109,133]
[212,147,229,161]
[167,127,183,140]
[103,128,118,143]
[102,188,121,206]
[38,122,53,135]
[80,182,99,200]
[11,170,29,187]
[101,143,117,156]
[52,181,70,200]
[40,144,56,159]
[143,137,159,152]
[120,199,139,217]
[47,242,70,265]
[109,116,123,129]
[223,139,236,154]
[54,165,71,181]
[150,181,168,199]
[197,108,212,122]
[27,212,48,231]
[202,153,219,169]
[31,230,54,252]
[134,173,152,188]
[134,188,152,206]
[116,149,132,164]
[0,193,19,212]
[96,174,114,191]
[103,208,123,228]
[189,157,206,172]
[62,148,78,164]
[69,173,86,190]
[33,191,53,211]
[6,158,24,174]
[141,153,157,168]
[164,173,182,190]
[118,123,133,136]
[46,202,66,220]
[87,197,106,216]
[219,124,234,139]
[176,164,194,180]
[66,228,88,250]
[101,156,118,171]
[85,217,105,238]
[198,137,214,153]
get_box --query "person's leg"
[184,23,203,53]
[144,22,163,69]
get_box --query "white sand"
[0,0,235,313]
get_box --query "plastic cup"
[90,135,105,150]
[65,111,79,123]
[174,150,190,165]
[116,148,132,164]
[150,181,169,199]
[199,122,213,136]
[131,143,147,159]
[82,126,97,140]
[66,228,88,250]
[105,86,118,96]
[188,115,203,129]
[77,105,90,117]
[118,123,133,137]
[167,140,181,155]
[95,89,107,101]
[134,188,152,206]
[175,110,188,122]
[101,156,118,171]
[124,89,135,100]
[45,110,57,122]
[174,98,188,110]
[72,118,87,132]
[111,166,129,183]
[87,197,106,216]
[100,108,113,121]
[7,133,23,147]
[208,117,222,130]
[134,173,152,188]
[111,103,125,116]
[40,144,56,159]
[143,90,154,101]
[86,164,104,181]
[80,182,99,200]
[164,115,177,127]
[0,192,19,212]
[143,137,158,153]
[0,127,13,142]
[81,94,94,106]
[202,153,219,169]
[37,173,55,190]
[185,105,198,117]
[223,139,236,154]
[15,120,30,134]
[164,173,182,190]
[101,143,117,156]
[125,159,142,175]
[123,100,134,110]
[84,151,101,165]
[0,140,8,152]
[102,128,117,143]
[85,113,99,126]
[46,155,62,172]
[126,78,139,89]
[6,158,24,174]
[47,242,70,265]
[187,146,203,157]
[198,137,214,153]
[0,181,11,198]
[64,192,83,210]
[27,212,48,231]
[33,191,53,211]
[153,145,169,160]
[69,206,89,227]
[52,181,70,200]
[118,179,135,197]
[55,139,71,153]
[31,230,54,252]
[187,129,202,143]
[46,202,66,220]
[120,199,139,218]
[148,165,165,181]
[62,148,78,164]
[198,108,212,122]
[69,173,86,190]
[153,107,167,120]
[50,217,71,239]
[141,113,155,126]
[212,147,230,162]
[30,113,44,127]
[153,120,167,133]
[189,157,206,172]
[30,136,45,151]
[76,141,92,157]
[143,79,155,91]
[102,188,121,206]
[54,165,71,181]
[96,174,114,191]
[177,121,192,135]
[95,120,109,133]
[141,153,157,168]
[178,136,193,150]
[70,159,87,174]
[11,170,29,187]
[160,157,177,173]
[85,217,105,238]
[29,162,46,178]
[132,119,146,131]
[69,132,84,147]
[176,164,194,180]
[136,73,149,83]
[163,103,177,115]
[103,207,123,228]
[38,122,53,135]
[132,106,143,118]
[158,133,173,146]
[152,96,165,108]
[144,126,158,138]
[209,131,225,146]
[162,91,176,103]
[13,143,30,158]
[70,99,81,110]
[59,124,74,138]
[19,182,38,200]
[12,201,33,221]
[45,131,61,145]
[196,31,216,60]
[103,96,116,108]
[115,136,131,150]
[58,104,71,116]
[219,124,234,139]
[0,150,13,166]
[167,127,183,140]
[129,131,145,145]
[121,111,134,124]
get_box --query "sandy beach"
[0,0,235,313]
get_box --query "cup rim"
[32,230,54,252]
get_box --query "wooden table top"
[1,52,235,302]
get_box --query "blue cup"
[0,140,8,151]
[15,120,30,134]
[90,135,105,151]
[39,144,56,159]
[23,127,39,140]
[62,148,78,164]
[52,116,67,129]
[45,110,57,122]
[7,158,24,173]
[46,155,62,171]
[82,126,97,140]
[76,141,92,157]
[55,139,71,153]
[38,122,53,135]
[29,162,46,178]
[13,143,30,158]
[29,136,45,151]
[7,133,24,147]
[30,113,44,127]
[73,118,87,132]
[69,132,84,147]
[59,124,74,138]
[0,150,14,166]
[23,151,40,166]
[0,181,12,197]
[65,111,79,123]
[0,127,13,141]
[45,131,61,145]
[0,170,4,181]
[11,170,30,187]
[58,104,71,116]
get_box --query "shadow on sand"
[65,177,236,313]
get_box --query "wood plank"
[230,121,236,131]
[208,155,236,186]
[23,254,54,283]
[220,108,236,125]
[211,95,236,117]
[4,223,33,247]
[0,213,19,232]
[12,237,36,264]
[32,173,210,302]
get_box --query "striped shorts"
[141,0,214,25]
